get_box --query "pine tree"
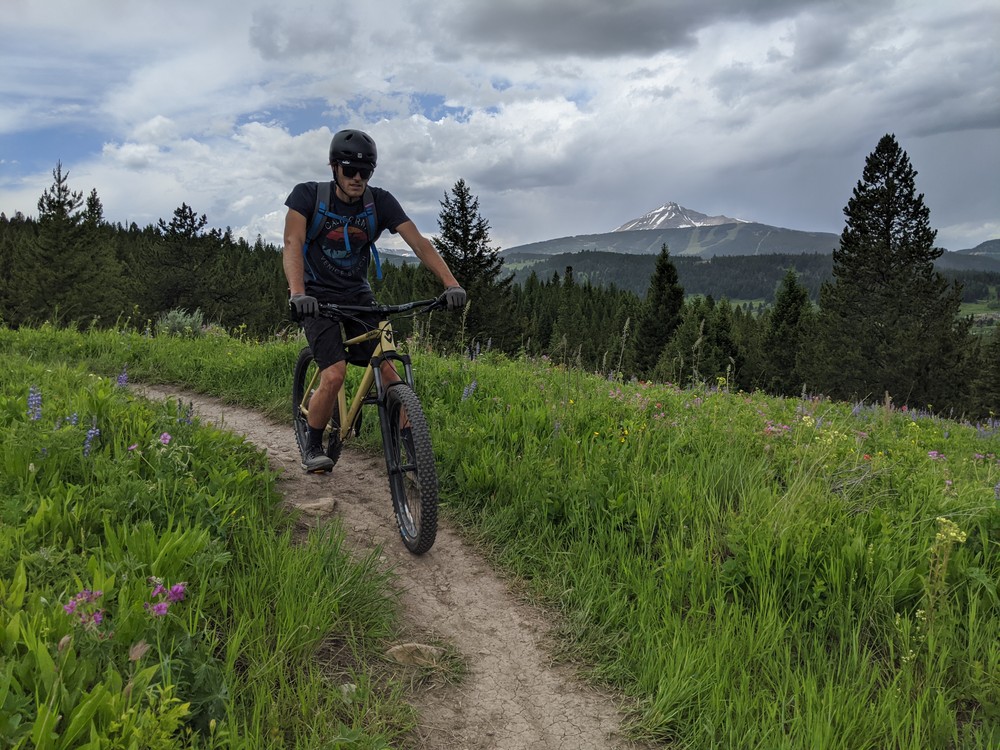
[11,163,123,325]
[802,134,973,410]
[632,244,685,377]
[145,203,213,314]
[432,179,513,350]
[763,269,813,395]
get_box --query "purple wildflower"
[116,366,129,388]
[995,482,1000,501]
[63,589,107,631]
[27,386,42,421]
[167,583,187,603]
[159,432,172,445]
[461,380,478,401]
[83,425,100,457]
[145,601,170,617]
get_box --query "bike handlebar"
[289,294,446,322]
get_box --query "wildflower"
[995,482,1000,501]
[145,601,170,617]
[128,444,138,451]
[927,451,945,461]
[83,425,101,457]
[166,582,187,602]
[63,589,107,630]
[461,380,478,401]
[116,366,129,388]
[935,517,967,545]
[144,577,188,617]
[159,432,172,445]
[27,386,42,421]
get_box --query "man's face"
[334,162,372,201]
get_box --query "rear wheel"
[382,384,438,554]
[292,347,342,468]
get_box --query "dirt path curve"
[138,386,640,750]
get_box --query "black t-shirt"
[285,181,410,299]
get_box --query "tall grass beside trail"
[0,352,411,748]
[2,321,999,748]
[422,353,1000,749]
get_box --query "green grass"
[0,350,412,748]
[2,320,999,748]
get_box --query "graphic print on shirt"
[317,214,370,276]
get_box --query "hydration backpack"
[304,181,383,279]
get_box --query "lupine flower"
[461,380,478,401]
[27,386,42,420]
[83,425,101,456]
[66,413,79,426]
[116,366,129,387]
[176,402,194,425]
[995,482,1000,501]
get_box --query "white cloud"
[0,0,996,253]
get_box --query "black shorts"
[302,299,381,370]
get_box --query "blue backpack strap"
[363,186,382,280]
[306,180,332,247]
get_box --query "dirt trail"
[138,386,639,750]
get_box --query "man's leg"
[301,360,345,472]
[307,360,346,432]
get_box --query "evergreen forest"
[2,137,999,418]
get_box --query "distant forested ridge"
[495,250,1000,303]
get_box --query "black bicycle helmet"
[329,129,377,168]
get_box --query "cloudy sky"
[1,0,997,253]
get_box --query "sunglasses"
[340,164,373,180]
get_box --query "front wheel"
[382,384,439,554]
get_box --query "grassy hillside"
[2,321,999,747]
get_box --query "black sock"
[308,426,325,448]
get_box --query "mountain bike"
[291,296,446,555]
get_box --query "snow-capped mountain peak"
[613,202,747,232]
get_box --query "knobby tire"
[383,384,439,554]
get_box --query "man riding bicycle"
[283,128,466,472]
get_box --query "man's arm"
[283,208,308,296]
[395,221,460,288]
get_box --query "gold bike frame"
[300,318,405,443]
